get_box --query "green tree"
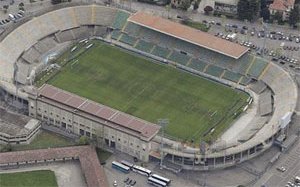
[273,11,283,24]
[237,0,259,21]
[204,5,213,15]
[179,0,191,10]
[193,0,201,10]
[78,136,89,145]
[261,7,270,21]
[289,6,300,26]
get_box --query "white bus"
[132,165,151,176]
[121,160,134,169]
[151,174,171,185]
[148,177,167,187]
[111,161,130,173]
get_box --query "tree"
[51,0,62,4]
[273,11,283,24]
[179,0,191,10]
[3,5,9,13]
[204,6,213,15]
[289,6,300,26]
[78,136,89,145]
[261,7,270,21]
[193,0,201,10]
[237,0,260,21]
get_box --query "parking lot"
[255,140,300,187]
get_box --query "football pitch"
[0,170,58,187]
[46,40,248,142]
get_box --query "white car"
[277,166,286,172]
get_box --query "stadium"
[0,4,298,171]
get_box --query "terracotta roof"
[0,146,109,187]
[269,0,295,11]
[128,12,249,59]
[39,84,160,141]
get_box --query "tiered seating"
[124,22,141,35]
[15,61,31,85]
[259,90,272,116]
[137,27,161,43]
[204,65,224,77]
[233,54,253,75]
[135,40,154,53]
[151,45,171,59]
[188,59,207,72]
[248,58,269,78]
[119,33,137,46]
[33,37,57,54]
[94,26,107,37]
[112,11,130,29]
[239,76,251,86]
[249,81,267,94]
[55,30,75,43]
[222,71,243,83]
[72,26,90,40]
[168,50,190,66]
[111,30,122,40]
[22,47,41,64]
[74,6,92,26]
[94,6,117,26]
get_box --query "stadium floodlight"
[158,118,169,168]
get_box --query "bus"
[121,160,134,169]
[295,176,300,183]
[148,177,167,187]
[111,161,130,173]
[151,174,171,185]
[132,165,151,176]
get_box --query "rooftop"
[0,107,39,136]
[269,0,295,11]
[38,84,160,141]
[0,146,109,187]
[128,12,249,59]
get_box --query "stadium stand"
[94,26,107,37]
[233,54,254,75]
[222,70,243,83]
[73,6,92,26]
[168,50,191,66]
[135,39,154,53]
[111,10,130,29]
[248,57,269,78]
[15,61,31,85]
[204,65,224,77]
[239,76,251,86]
[237,116,269,142]
[93,6,117,26]
[111,30,122,40]
[249,81,267,94]
[72,26,90,40]
[34,37,57,54]
[119,33,137,46]
[259,90,272,116]
[124,22,141,36]
[55,29,75,43]
[151,45,171,59]
[22,47,41,64]
[188,59,207,72]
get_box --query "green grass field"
[44,40,248,143]
[12,131,75,151]
[0,170,58,187]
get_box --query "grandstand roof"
[128,12,249,59]
[39,84,160,141]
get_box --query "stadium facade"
[0,4,297,170]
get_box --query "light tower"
[158,118,169,168]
